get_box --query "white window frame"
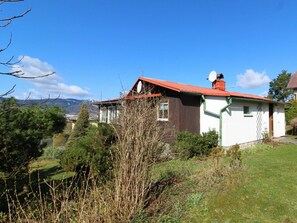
[157,101,169,121]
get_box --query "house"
[93,76,286,147]
[287,71,297,100]
[66,114,98,130]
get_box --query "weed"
[187,193,203,207]
[226,144,242,170]
[210,146,225,175]
[262,131,272,143]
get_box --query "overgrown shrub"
[110,96,164,222]
[226,144,242,169]
[60,124,115,180]
[210,146,225,174]
[175,130,218,159]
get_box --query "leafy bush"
[59,145,89,172]
[60,124,115,180]
[42,146,63,159]
[175,130,218,159]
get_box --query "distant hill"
[1,98,99,116]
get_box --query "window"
[158,101,169,121]
[100,108,108,123]
[243,106,252,117]
[108,106,117,123]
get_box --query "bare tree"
[109,96,164,222]
[0,0,54,97]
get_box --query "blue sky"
[1,0,297,100]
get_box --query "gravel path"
[273,136,297,144]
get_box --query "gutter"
[201,95,233,146]
[219,97,232,146]
[201,95,220,118]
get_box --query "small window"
[243,106,250,114]
[158,101,169,121]
[243,106,252,117]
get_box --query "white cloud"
[260,91,268,97]
[236,69,271,89]
[12,56,90,98]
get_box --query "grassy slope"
[4,144,296,222]
[150,144,297,223]
[185,144,297,223]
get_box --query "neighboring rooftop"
[287,72,297,89]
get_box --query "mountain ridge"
[1,98,98,116]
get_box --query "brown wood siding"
[132,85,201,142]
[159,90,200,142]
[158,97,179,142]
[179,93,200,134]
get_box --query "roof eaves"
[92,98,121,105]
[139,77,181,92]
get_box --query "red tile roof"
[287,72,297,89]
[132,77,272,101]
[94,77,275,105]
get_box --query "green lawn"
[2,143,297,222]
[150,144,297,223]
[28,158,75,180]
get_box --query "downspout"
[201,95,232,146]
[201,95,220,118]
[219,97,232,146]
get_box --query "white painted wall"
[273,104,286,137]
[222,101,269,147]
[200,97,285,147]
[200,96,227,134]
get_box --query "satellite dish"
[136,81,142,93]
[208,71,217,82]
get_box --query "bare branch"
[0,84,15,97]
[0,2,55,97]
[18,94,61,107]
[0,33,12,52]
[0,8,31,27]
[0,55,23,67]
[0,71,55,78]
[0,1,24,2]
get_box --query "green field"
[149,144,297,223]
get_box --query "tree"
[0,0,54,97]
[0,98,66,176]
[66,103,89,146]
[60,124,115,179]
[285,100,297,125]
[268,70,294,102]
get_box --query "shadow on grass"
[0,162,77,213]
